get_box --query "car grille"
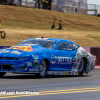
[2,64,26,70]
[3,64,11,70]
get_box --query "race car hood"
[0,44,45,57]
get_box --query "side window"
[57,43,67,50]
[72,43,79,50]
[57,42,79,51]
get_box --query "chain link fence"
[51,1,100,15]
[56,1,87,14]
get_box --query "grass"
[0,28,100,47]
[0,5,100,46]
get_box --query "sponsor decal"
[0,49,8,53]
[35,69,38,72]
[27,62,32,66]
[75,72,78,75]
[33,64,39,67]
[47,71,78,75]
[57,72,62,75]
[32,55,39,59]
[65,72,67,75]
[33,60,39,64]
[82,55,87,58]
[29,69,34,72]
[72,71,74,75]
[51,56,72,64]
[47,71,64,75]
[68,72,71,75]
[72,71,76,75]
[0,50,21,54]
[72,71,78,75]
[11,46,33,52]
[51,72,55,75]
[10,51,21,54]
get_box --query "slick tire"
[36,60,48,78]
[78,58,85,76]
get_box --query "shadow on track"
[0,74,90,79]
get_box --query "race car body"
[0,38,95,77]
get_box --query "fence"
[87,4,100,15]
[0,0,100,15]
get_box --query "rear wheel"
[0,72,6,78]
[37,60,47,78]
[78,59,85,76]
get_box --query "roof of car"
[27,38,74,43]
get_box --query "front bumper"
[0,60,40,73]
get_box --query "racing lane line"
[1,87,100,99]
[39,87,100,93]
[1,89,100,99]
[1,87,100,96]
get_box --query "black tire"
[0,72,6,78]
[36,60,48,78]
[51,25,55,29]
[78,59,85,76]
[1,31,6,38]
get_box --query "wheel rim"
[78,59,84,72]
[40,61,46,77]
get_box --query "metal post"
[26,0,27,7]
[7,0,9,5]
[79,2,80,14]
[20,0,21,7]
[86,3,88,15]
[58,0,59,11]
[68,0,69,13]
[94,4,97,15]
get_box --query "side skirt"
[47,71,78,75]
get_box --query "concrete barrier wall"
[91,48,100,65]
[0,46,99,65]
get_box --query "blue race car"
[0,37,95,77]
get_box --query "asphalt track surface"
[0,68,100,100]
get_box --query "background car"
[0,37,95,78]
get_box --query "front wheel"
[0,72,6,78]
[78,59,85,76]
[37,60,48,78]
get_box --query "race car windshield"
[18,39,56,49]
